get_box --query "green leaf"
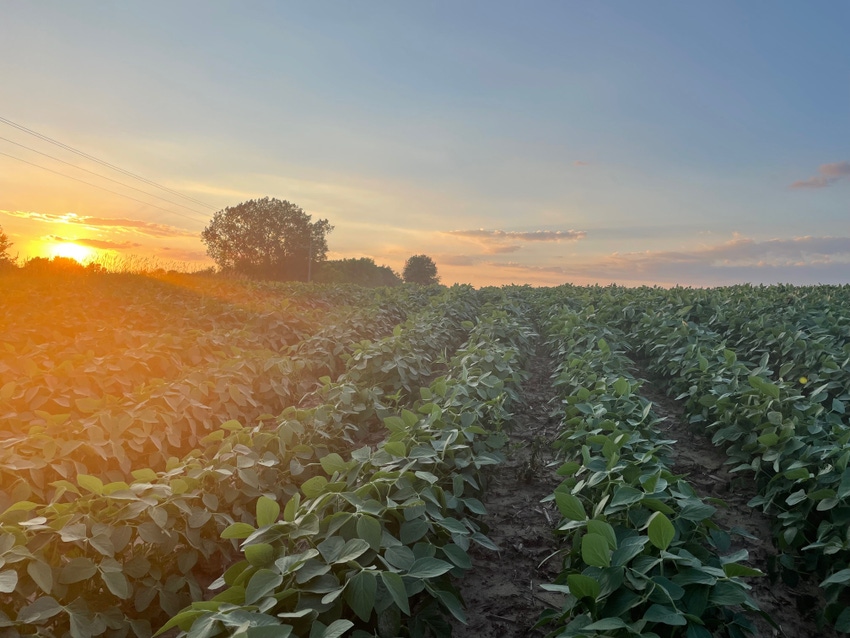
[77,474,103,495]
[245,543,275,567]
[821,568,850,587]
[245,569,284,605]
[722,563,763,578]
[643,603,686,626]
[27,561,53,594]
[320,453,348,475]
[384,546,415,571]
[345,571,377,622]
[555,492,586,521]
[17,596,64,624]
[384,441,406,457]
[647,512,675,551]
[357,515,383,551]
[256,497,280,528]
[59,557,98,584]
[567,574,600,600]
[335,539,370,564]
[581,533,612,568]
[748,376,780,400]
[587,520,617,550]
[613,377,630,397]
[406,557,454,579]
[301,476,329,498]
[380,571,411,615]
[610,485,644,507]
[102,570,131,599]
[0,569,18,593]
[584,618,629,630]
[442,544,472,570]
[400,519,429,544]
[222,522,256,539]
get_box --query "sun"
[50,242,95,264]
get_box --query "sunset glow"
[49,241,96,264]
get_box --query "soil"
[450,345,840,638]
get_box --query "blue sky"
[1,2,848,285]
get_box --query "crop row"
[0,284,443,507]
[0,286,483,637]
[535,302,767,638]
[160,297,537,637]
[620,298,850,631]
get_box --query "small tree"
[402,254,440,285]
[201,197,333,281]
[0,225,15,271]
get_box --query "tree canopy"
[315,257,402,287]
[201,198,332,281]
[402,254,440,285]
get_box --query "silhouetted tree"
[0,225,15,270]
[201,197,333,281]
[402,254,439,285]
[316,257,402,287]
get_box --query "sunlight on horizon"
[49,241,96,264]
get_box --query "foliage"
[402,255,439,286]
[201,198,333,281]
[534,301,766,638]
[315,258,402,287]
[0,224,14,270]
[18,256,105,275]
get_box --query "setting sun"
[50,241,95,264]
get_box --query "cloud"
[1,210,198,238]
[790,161,850,189]
[572,235,850,285]
[45,235,142,250]
[441,235,850,287]
[446,229,586,253]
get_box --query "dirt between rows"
[448,346,839,638]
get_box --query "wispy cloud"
[445,228,585,253]
[45,235,142,250]
[1,210,198,238]
[159,247,211,262]
[790,161,850,189]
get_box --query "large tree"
[402,254,440,285]
[201,198,332,281]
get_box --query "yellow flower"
[799,376,808,384]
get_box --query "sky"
[1,1,848,286]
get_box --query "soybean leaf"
[647,513,675,551]
[256,497,280,528]
[581,534,611,568]
[345,571,377,622]
[381,571,411,615]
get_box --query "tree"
[315,257,402,287]
[0,225,15,271]
[201,197,333,281]
[402,254,440,285]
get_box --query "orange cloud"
[45,235,142,250]
[2,210,198,238]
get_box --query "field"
[1,273,849,638]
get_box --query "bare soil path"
[451,345,564,637]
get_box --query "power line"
[0,115,217,211]
[0,135,210,223]
[0,149,207,227]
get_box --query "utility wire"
[0,149,207,227]
[0,115,217,211]
[0,135,210,223]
